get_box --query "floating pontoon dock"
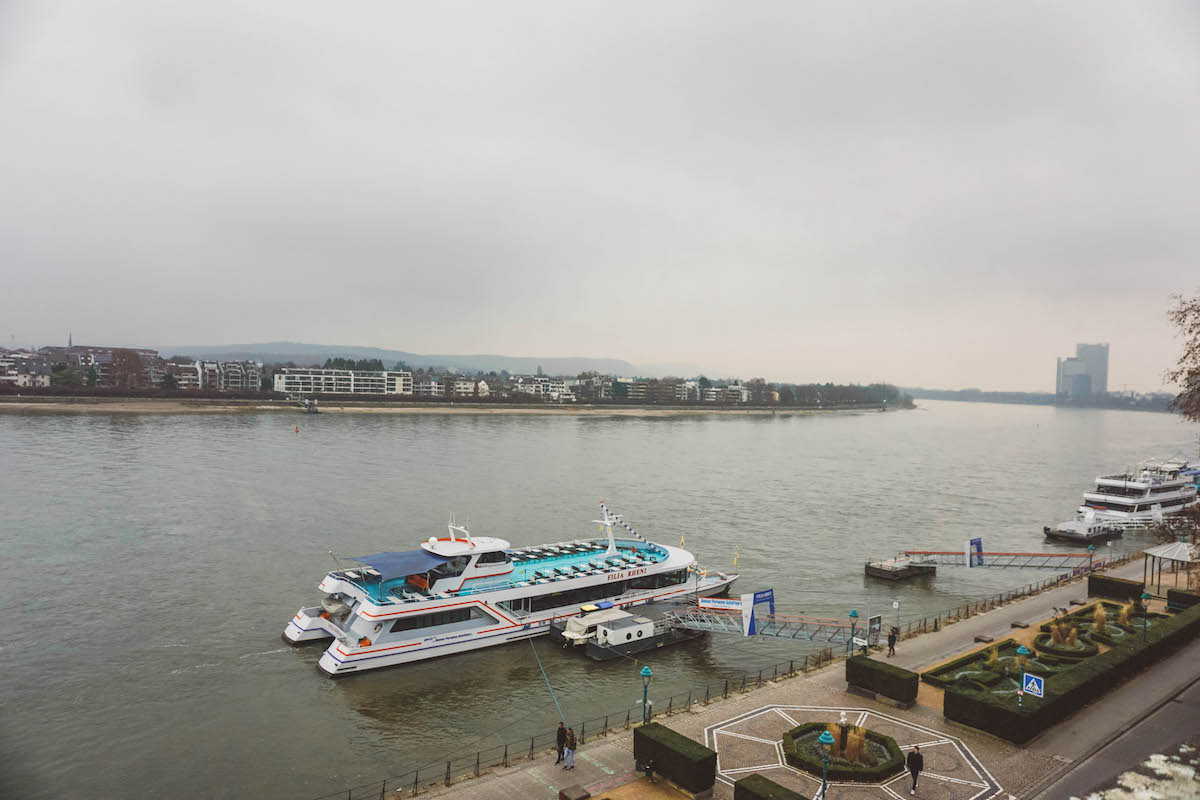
[865,551,1099,582]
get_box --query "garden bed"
[782,722,904,783]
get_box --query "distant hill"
[157,341,685,377]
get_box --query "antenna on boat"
[593,501,619,555]
[328,550,343,570]
[448,514,475,546]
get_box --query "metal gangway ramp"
[661,608,877,645]
[903,551,1096,569]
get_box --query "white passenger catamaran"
[284,503,738,676]
[1077,460,1199,525]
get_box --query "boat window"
[477,551,508,564]
[389,606,487,633]
[529,580,631,612]
[431,556,471,581]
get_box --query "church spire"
[68,331,73,348]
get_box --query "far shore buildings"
[2,342,759,405]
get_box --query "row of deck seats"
[509,542,608,564]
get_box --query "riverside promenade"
[412,558,1199,800]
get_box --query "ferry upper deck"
[325,538,670,606]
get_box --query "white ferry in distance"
[1077,460,1199,524]
[283,503,738,677]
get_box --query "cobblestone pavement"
[704,704,1000,799]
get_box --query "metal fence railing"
[303,553,1142,800]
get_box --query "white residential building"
[273,368,413,395]
[0,372,50,388]
[413,380,445,397]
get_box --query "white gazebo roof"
[1143,541,1199,563]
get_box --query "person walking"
[555,722,566,764]
[888,627,898,657]
[562,727,578,770]
[906,744,923,794]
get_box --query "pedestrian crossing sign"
[1022,673,1044,698]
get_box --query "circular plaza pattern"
[704,705,1004,799]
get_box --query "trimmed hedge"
[1088,574,1145,601]
[734,773,809,800]
[782,723,904,782]
[945,602,1200,743]
[846,656,919,704]
[921,640,1019,688]
[633,723,716,794]
[1032,632,1099,660]
[1168,588,1200,612]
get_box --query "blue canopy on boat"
[349,550,451,582]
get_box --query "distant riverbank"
[0,396,896,416]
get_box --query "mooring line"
[529,638,567,725]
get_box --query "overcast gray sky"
[1,2,1197,390]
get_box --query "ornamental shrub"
[733,773,809,800]
[632,723,715,794]
[782,723,904,782]
[845,656,918,704]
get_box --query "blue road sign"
[1022,673,1044,698]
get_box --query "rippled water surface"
[0,401,1191,798]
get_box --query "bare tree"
[1167,291,1200,423]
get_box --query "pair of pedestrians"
[554,722,578,770]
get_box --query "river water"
[0,401,1192,798]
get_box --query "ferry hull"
[283,607,338,645]
[316,575,737,677]
[1043,526,1124,544]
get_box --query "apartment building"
[273,368,413,395]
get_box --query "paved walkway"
[419,561,1182,800]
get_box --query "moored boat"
[283,503,737,676]
[1076,460,1198,525]
[1043,513,1123,544]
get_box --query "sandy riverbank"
[0,397,893,417]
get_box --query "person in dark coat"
[563,727,578,770]
[555,722,566,764]
[906,745,923,794]
[888,627,898,657]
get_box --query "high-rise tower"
[1075,343,1108,395]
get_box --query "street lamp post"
[848,609,859,654]
[1016,646,1031,709]
[818,729,835,799]
[1088,544,1095,572]
[1141,592,1152,644]
[640,666,653,725]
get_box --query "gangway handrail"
[902,551,1093,557]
